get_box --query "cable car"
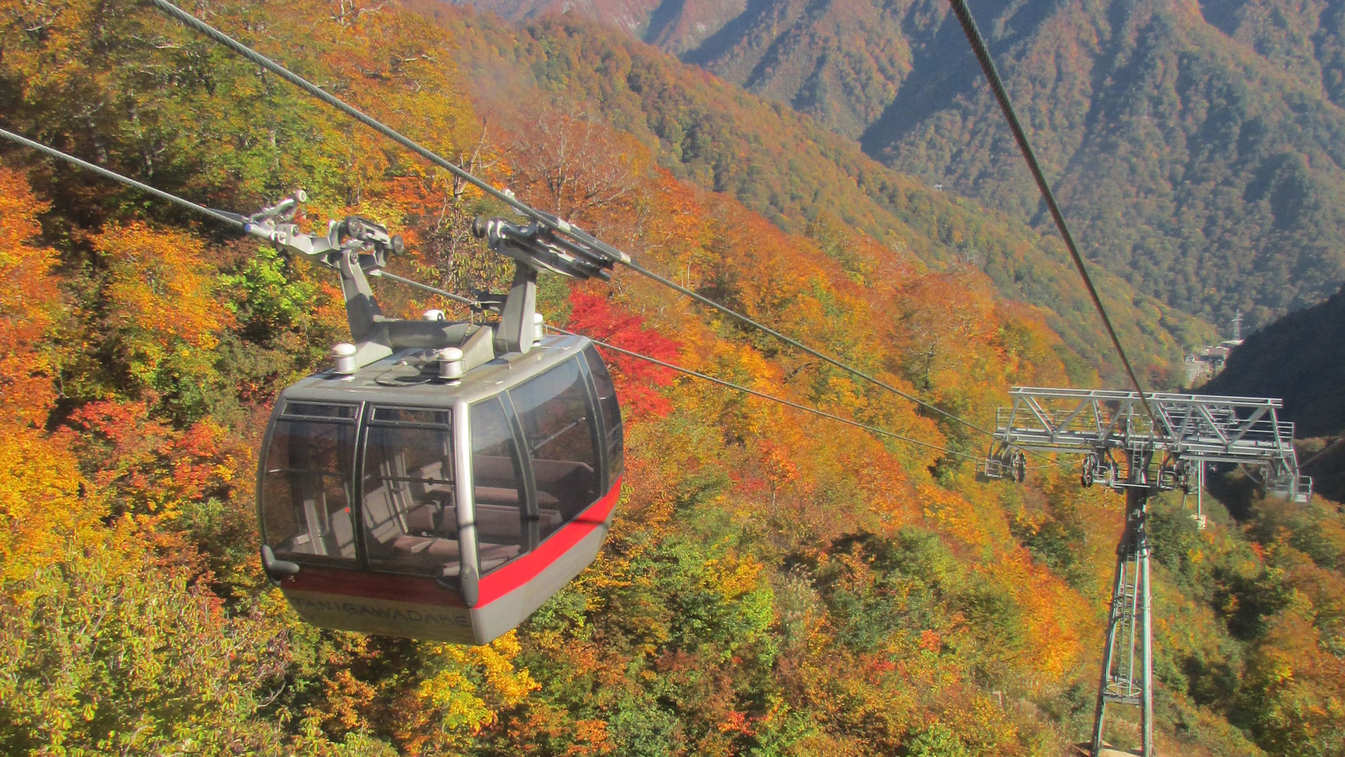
[254,210,624,644]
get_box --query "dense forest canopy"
[0,0,1342,754]
[459,0,1345,332]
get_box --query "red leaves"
[67,398,241,515]
[566,289,680,421]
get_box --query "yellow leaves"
[95,221,229,353]
[0,422,99,593]
[0,167,62,426]
[917,483,989,548]
[996,550,1087,681]
[396,632,539,752]
[702,553,764,600]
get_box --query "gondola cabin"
[254,213,624,644]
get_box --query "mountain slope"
[1201,282,1345,438]
[5,2,1343,755]
[455,0,1345,331]
[426,4,1212,384]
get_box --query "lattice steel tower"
[984,387,1311,757]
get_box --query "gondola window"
[260,404,357,563]
[510,360,600,527]
[360,408,459,577]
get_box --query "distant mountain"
[424,5,1212,384]
[1202,282,1345,438]
[453,0,1345,332]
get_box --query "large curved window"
[510,359,600,525]
[470,398,526,573]
[260,403,357,563]
[360,407,460,577]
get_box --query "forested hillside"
[1199,284,1345,504]
[458,0,1345,332]
[1202,283,1345,438]
[420,2,1211,386]
[1,1,1342,755]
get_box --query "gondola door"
[260,399,479,641]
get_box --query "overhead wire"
[946,0,1160,426]
[0,126,475,307]
[146,0,537,224]
[0,127,245,229]
[0,125,484,314]
[546,324,983,462]
[369,269,480,309]
[0,126,981,462]
[619,258,994,436]
[146,0,1000,442]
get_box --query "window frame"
[580,345,623,492]
[257,401,361,568]
[356,403,461,578]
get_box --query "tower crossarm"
[992,387,1311,501]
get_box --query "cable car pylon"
[985,387,1311,757]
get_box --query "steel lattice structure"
[985,387,1311,757]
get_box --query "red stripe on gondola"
[282,477,620,608]
[476,476,621,605]
[285,565,465,607]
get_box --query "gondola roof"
[281,333,590,408]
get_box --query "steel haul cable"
[0,127,244,228]
[946,0,1159,426]
[546,325,983,462]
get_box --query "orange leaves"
[320,669,379,733]
[73,219,244,416]
[890,269,998,394]
[0,424,98,591]
[0,167,63,426]
[994,550,1088,681]
[67,399,244,519]
[0,170,100,593]
[95,221,227,351]
[304,0,479,211]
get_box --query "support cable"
[545,325,982,462]
[621,259,994,437]
[0,127,472,307]
[147,0,537,223]
[0,127,244,229]
[148,0,998,441]
[368,269,480,309]
[946,0,1159,425]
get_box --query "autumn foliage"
[0,1,1341,755]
